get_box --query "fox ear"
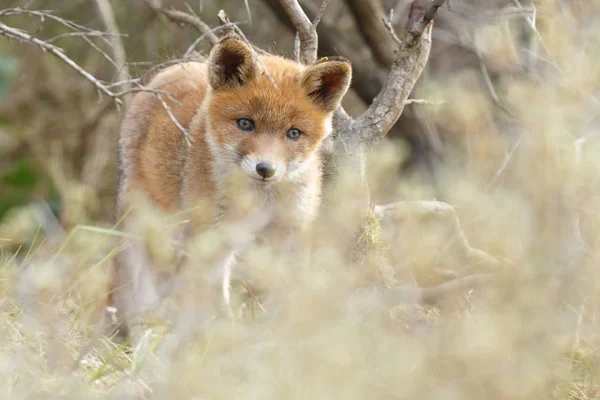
[209,38,256,90]
[300,57,352,112]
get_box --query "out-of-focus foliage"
[0,55,28,220]
[0,0,599,399]
[0,55,17,99]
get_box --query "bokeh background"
[1,0,599,398]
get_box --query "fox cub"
[110,34,352,338]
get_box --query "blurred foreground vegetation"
[0,0,600,399]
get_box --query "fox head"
[203,37,352,185]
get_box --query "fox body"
[110,36,352,337]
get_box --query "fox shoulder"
[117,61,209,213]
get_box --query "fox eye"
[237,118,255,132]
[286,128,302,141]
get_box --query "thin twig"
[2,7,124,70]
[217,10,277,88]
[143,0,218,45]
[156,93,192,147]
[0,13,192,112]
[472,31,501,105]
[44,31,124,43]
[405,98,446,105]
[279,0,319,64]
[511,0,549,55]
[0,20,118,102]
[109,84,180,102]
[345,0,397,67]
[354,0,447,145]
[374,200,503,272]
[183,22,246,58]
[485,131,526,192]
[293,32,301,63]
[1,8,116,46]
[382,17,402,47]
[244,0,252,24]
[95,0,131,106]
[312,0,330,28]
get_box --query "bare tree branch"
[312,0,330,28]
[244,0,253,24]
[264,2,452,258]
[0,18,188,109]
[354,0,447,145]
[0,20,119,101]
[405,98,446,105]
[1,7,126,71]
[0,6,211,153]
[95,0,131,106]
[0,8,196,106]
[293,32,301,63]
[183,23,237,58]
[405,0,446,37]
[216,11,277,88]
[279,0,319,64]
[382,16,403,47]
[143,0,219,45]
[43,31,124,43]
[265,0,387,104]
[0,8,117,46]
[374,201,503,272]
[344,0,396,67]
[156,93,192,147]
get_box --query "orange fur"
[110,37,352,338]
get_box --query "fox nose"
[256,162,276,179]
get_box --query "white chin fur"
[286,154,313,182]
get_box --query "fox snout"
[240,154,284,183]
[255,162,276,179]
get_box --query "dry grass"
[0,0,599,399]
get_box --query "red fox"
[109,34,352,339]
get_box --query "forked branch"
[0,10,180,105]
[278,0,323,64]
[95,0,131,106]
[143,0,219,45]
[374,201,503,272]
[264,0,387,103]
[354,0,447,145]
[277,0,447,149]
[0,19,118,100]
[344,0,396,67]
